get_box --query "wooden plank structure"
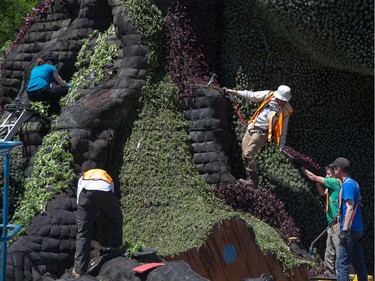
[166,217,309,281]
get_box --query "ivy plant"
[60,25,118,107]
[29,101,51,119]
[121,0,164,71]
[12,131,75,228]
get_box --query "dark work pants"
[27,86,68,114]
[74,189,123,274]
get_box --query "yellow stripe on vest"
[268,111,276,142]
[83,169,113,183]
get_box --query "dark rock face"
[1,0,113,102]
[1,0,217,278]
[0,0,277,277]
[1,0,150,279]
[57,8,148,131]
[7,189,77,280]
[185,85,235,184]
[2,0,149,173]
[7,188,208,281]
[69,128,116,172]
[5,0,370,279]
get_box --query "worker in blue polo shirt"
[330,157,367,281]
[26,53,71,114]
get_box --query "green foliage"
[0,40,12,60]
[258,0,373,75]
[117,73,303,272]
[12,131,75,228]
[61,25,118,107]
[30,101,51,120]
[121,241,143,258]
[0,0,37,51]
[121,0,164,71]
[219,0,373,271]
[117,0,308,272]
[244,214,310,272]
[119,74,219,254]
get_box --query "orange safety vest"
[248,92,294,146]
[83,169,113,183]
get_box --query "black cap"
[41,53,56,64]
[329,157,351,171]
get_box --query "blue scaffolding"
[0,141,23,281]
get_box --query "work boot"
[239,178,254,186]
[71,268,83,278]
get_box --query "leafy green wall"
[2,0,372,275]
[218,0,373,271]
[115,0,373,273]
[114,0,306,272]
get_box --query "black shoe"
[71,268,83,278]
[239,178,253,185]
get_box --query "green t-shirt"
[323,178,341,225]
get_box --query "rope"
[221,88,247,126]
[231,98,248,126]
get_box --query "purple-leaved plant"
[215,181,300,242]
[164,1,209,100]
[282,146,321,173]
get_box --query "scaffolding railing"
[0,141,23,281]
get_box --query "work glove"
[222,87,235,101]
[339,230,349,247]
[66,83,72,88]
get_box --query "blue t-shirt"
[26,64,57,92]
[340,177,364,231]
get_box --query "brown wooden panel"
[166,218,309,281]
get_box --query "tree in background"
[0,0,37,55]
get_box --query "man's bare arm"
[342,199,354,231]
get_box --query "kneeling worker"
[73,168,123,278]
[26,53,72,114]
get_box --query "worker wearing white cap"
[224,85,294,187]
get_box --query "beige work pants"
[324,223,340,274]
[242,130,268,173]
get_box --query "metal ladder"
[0,101,33,141]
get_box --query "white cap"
[274,85,292,101]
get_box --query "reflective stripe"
[83,169,113,183]
[268,111,276,142]
[273,103,293,146]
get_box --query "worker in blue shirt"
[26,53,71,114]
[330,157,367,281]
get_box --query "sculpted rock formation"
[0,0,373,280]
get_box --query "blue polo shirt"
[340,177,364,231]
[26,64,57,92]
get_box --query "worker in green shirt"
[301,166,341,275]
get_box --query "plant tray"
[281,147,320,174]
